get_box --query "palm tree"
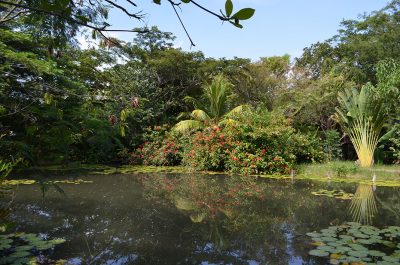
[334,85,386,167]
[174,74,247,132]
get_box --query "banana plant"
[174,74,247,133]
[334,84,386,167]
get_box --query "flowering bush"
[132,110,327,175]
[183,126,233,171]
[131,125,184,166]
[226,147,291,175]
[182,125,294,174]
[132,139,182,166]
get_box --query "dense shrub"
[133,110,327,175]
[182,110,325,174]
[291,133,326,164]
[131,125,184,166]
[183,126,233,171]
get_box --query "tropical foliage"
[335,85,386,167]
[174,75,246,133]
[0,1,399,168]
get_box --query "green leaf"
[181,0,191,3]
[347,250,368,258]
[229,21,243,29]
[153,0,161,4]
[232,8,255,20]
[368,250,386,257]
[309,249,329,257]
[225,0,233,17]
[306,232,322,238]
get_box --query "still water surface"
[5,173,400,264]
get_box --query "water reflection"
[2,173,400,264]
[349,184,378,225]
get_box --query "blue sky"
[105,0,388,61]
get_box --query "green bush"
[323,130,342,161]
[330,162,358,178]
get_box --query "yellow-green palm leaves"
[334,85,386,167]
[174,75,246,133]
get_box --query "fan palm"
[174,74,247,132]
[334,85,386,167]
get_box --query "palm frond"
[225,105,249,117]
[219,118,239,127]
[183,96,203,109]
[191,109,211,122]
[204,74,232,120]
[177,112,190,120]
[173,120,205,133]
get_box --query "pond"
[1,173,400,264]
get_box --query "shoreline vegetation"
[14,161,400,187]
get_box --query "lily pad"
[382,256,400,262]
[309,249,329,257]
[307,232,322,238]
[347,250,368,258]
[311,189,354,200]
[307,222,400,264]
[368,250,386,257]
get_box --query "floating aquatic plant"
[2,180,36,185]
[0,233,65,264]
[2,179,93,186]
[307,222,400,264]
[311,189,354,200]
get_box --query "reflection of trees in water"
[138,174,344,264]
[7,174,351,264]
[375,187,400,225]
[349,184,377,225]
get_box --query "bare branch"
[104,0,142,20]
[168,0,195,47]
[188,0,229,21]
[0,10,28,23]
[125,0,137,7]
[0,0,21,20]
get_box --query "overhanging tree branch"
[104,0,143,20]
[168,0,195,47]
[0,0,147,33]
[0,0,254,47]
[189,0,229,21]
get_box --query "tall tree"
[296,0,400,84]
